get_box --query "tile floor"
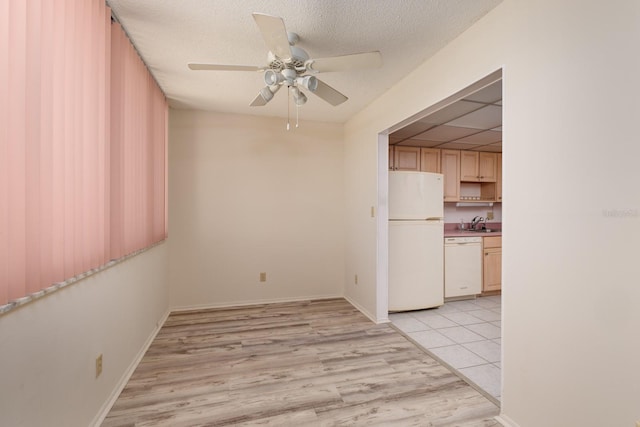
[389,295,502,402]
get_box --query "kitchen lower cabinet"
[483,236,502,292]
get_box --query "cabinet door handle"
[485,252,489,256]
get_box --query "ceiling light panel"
[446,105,502,130]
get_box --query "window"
[0,1,167,307]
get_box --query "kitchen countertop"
[444,229,502,237]
[444,222,502,237]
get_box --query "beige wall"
[168,110,345,309]
[0,243,170,427]
[344,0,640,426]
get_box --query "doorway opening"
[377,69,503,403]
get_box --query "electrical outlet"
[486,211,494,220]
[354,274,358,285]
[259,272,267,282]
[95,354,103,378]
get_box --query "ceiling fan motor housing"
[266,47,309,73]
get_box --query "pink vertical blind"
[0,0,167,307]
[110,22,167,260]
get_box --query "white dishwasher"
[444,236,483,298]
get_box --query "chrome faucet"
[471,216,484,230]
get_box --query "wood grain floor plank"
[103,298,499,426]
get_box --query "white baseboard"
[90,308,171,427]
[171,294,343,313]
[495,414,520,427]
[344,295,388,324]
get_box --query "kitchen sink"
[462,228,499,233]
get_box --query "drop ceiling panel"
[389,77,502,153]
[397,139,443,148]
[415,100,484,126]
[456,130,502,144]
[412,125,479,141]
[391,121,435,139]
[437,141,487,150]
[470,144,502,152]
[446,105,502,129]
[463,81,502,104]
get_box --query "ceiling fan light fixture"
[291,87,307,106]
[297,75,318,92]
[264,69,284,86]
[281,68,297,84]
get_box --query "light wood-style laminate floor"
[103,298,499,426]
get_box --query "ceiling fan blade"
[305,51,382,73]
[312,79,348,106]
[188,63,264,72]
[252,13,292,60]
[250,85,281,107]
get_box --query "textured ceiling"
[106,0,502,123]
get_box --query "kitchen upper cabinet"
[496,153,502,202]
[391,146,421,171]
[460,151,479,181]
[483,236,502,292]
[460,151,497,182]
[440,149,460,201]
[480,152,498,182]
[420,148,440,173]
[390,145,501,203]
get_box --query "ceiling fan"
[188,13,383,110]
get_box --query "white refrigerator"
[388,171,444,311]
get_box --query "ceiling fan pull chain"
[296,102,299,128]
[287,86,291,130]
